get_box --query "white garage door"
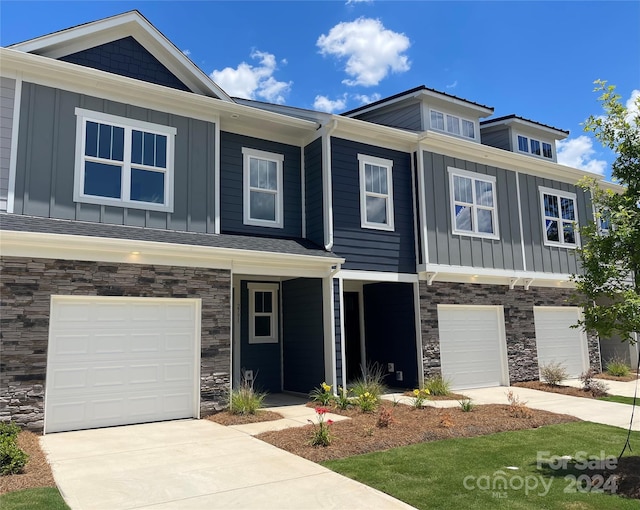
[45,296,200,434]
[437,305,508,390]
[534,306,588,378]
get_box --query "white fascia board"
[0,230,344,276]
[419,130,604,186]
[0,48,317,141]
[482,117,568,139]
[8,11,232,101]
[331,116,418,152]
[337,269,418,283]
[418,263,575,288]
[419,90,494,117]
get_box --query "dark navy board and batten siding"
[331,138,415,273]
[423,151,524,271]
[220,132,302,238]
[352,103,422,131]
[13,82,216,232]
[518,173,592,275]
[304,137,324,247]
[60,36,190,92]
[282,278,325,394]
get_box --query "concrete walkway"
[40,419,415,510]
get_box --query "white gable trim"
[9,11,232,101]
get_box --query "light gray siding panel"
[481,126,511,151]
[354,103,422,131]
[14,82,216,232]
[0,77,15,211]
[518,173,591,274]
[423,151,524,270]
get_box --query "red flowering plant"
[309,407,334,447]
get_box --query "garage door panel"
[438,305,507,390]
[534,307,588,378]
[46,297,200,433]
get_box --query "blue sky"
[1,1,638,181]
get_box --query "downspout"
[322,119,338,251]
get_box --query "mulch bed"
[512,381,600,398]
[596,372,640,382]
[401,392,469,401]
[256,401,579,463]
[206,410,283,426]
[0,431,56,495]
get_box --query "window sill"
[243,218,284,229]
[74,195,173,213]
[452,230,500,241]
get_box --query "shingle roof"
[0,214,338,259]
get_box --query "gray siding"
[519,173,592,274]
[423,151,524,270]
[332,137,416,273]
[481,126,511,151]
[220,131,302,238]
[60,37,190,92]
[282,278,325,393]
[13,82,216,232]
[304,137,324,247]
[354,103,422,131]
[0,77,15,212]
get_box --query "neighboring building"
[0,10,617,433]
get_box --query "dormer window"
[517,135,553,160]
[430,109,476,140]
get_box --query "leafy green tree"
[572,81,639,343]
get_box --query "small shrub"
[334,386,352,410]
[309,407,333,447]
[459,398,474,412]
[355,391,378,413]
[376,408,394,428]
[506,390,532,418]
[350,362,387,400]
[362,426,374,437]
[606,358,631,377]
[580,368,610,397]
[229,379,266,415]
[0,422,21,440]
[310,382,334,406]
[0,436,28,476]
[411,388,430,409]
[539,361,569,386]
[423,375,451,396]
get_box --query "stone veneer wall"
[418,281,601,383]
[0,256,231,431]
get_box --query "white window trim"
[358,154,395,231]
[429,108,478,141]
[248,283,279,344]
[448,167,500,240]
[242,147,284,228]
[73,108,176,212]
[539,186,580,248]
[515,133,554,160]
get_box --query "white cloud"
[314,94,348,113]
[346,0,373,4]
[625,89,639,125]
[353,93,381,105]
[182,49,191,57]
[556,135,607,175]
[210,50,292,104]
[317,17,410,87]
[446,80,458,89]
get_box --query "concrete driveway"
[40,419,415,510]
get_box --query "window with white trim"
[248,283,279,344]
[74,108,176,212]
[243,148,284,228]
[517,134,554,160]
[539,187,579,247]
[429,109,476,140]
[358,154,395,231]
[448,167,499,239]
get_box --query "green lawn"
[0,488,69,510]
[323,422,639,509]
[598,395,638,406]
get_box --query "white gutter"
[322,119,338,250]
